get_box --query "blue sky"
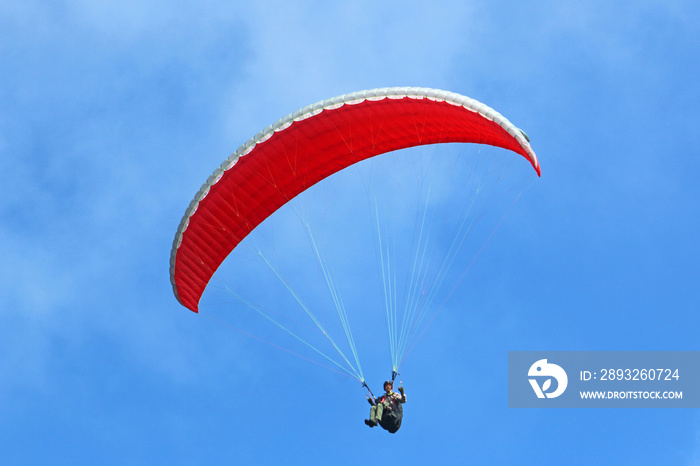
[2,1,700,464]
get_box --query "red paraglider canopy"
[170,87,540,312]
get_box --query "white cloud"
[219,0,480,140]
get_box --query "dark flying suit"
[369,390,406,433]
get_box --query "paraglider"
[365,380,406,433]
[170,87,539,313]
[169,87,539,432]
